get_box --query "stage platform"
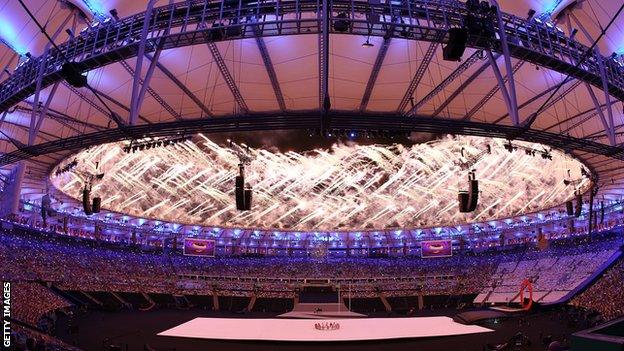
[158,316,493,342]
[277,302,367,319]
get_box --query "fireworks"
[50,135,589,231]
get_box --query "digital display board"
[183,238,216,257]
[420,239,452,258]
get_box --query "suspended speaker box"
[566,201,574,216]
[82,189,92,215]
[333,13,350,32]
[443,28,468,61]
[467,179,479,212]
[458,191,470,213]
[244,188,253,211]
[92,197,102,214]
[575,194,582,218]
[60,62,88,88]
[235,175,246,210]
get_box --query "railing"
[1,0,623,112]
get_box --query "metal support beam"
[0,111,7,130]
[586,85,616,145]
[129,0,157,125]
[360,35,392,111]
[30,82,60,145]
[597,52,615,143]
[27,10,75,145]
[546,99,619,134]
[4,113,624,167]
[491,0,519,125]
[136,48,163,118]
[121,58,182,121]
[93,88,150,124]
[253,24,286,112]
[397,42,438,113]
[62,82,110,118]
[206,42,249,114]
[144,53,214,118]
[319,0,330,114]
[406,50,482,116]
[16,104,103,133]
[565,12,616,145]
[28,48,48,147]
[431,55,495,118]
[486,51,517,125]
[0,119,56,146]
[462,60,524,121]
[493,80,581,124]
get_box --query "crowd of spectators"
[8,324,80,351]
[10,282,71,326]
[1,225,622,299]
[570,258,624,321]
[0,219,622,335]
[478,238,620,304]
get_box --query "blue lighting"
[542,0,563,14]
[0,22,27,55]
[81,0,108,20]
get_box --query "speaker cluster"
[82,187,102,215]
[60,62,88,88]
[565,191,583,218]
[235,163,252,211]
[443,0,499,61]
[458,171,479,213]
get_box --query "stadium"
[0,0,624,350]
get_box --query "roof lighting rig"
[122,136,192,153]
[54,159,79,176]
[503,140,553,160]
[307,129,411,140]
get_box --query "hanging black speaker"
[41,194,51,223]
[467,178,479,212]
[575,194,582,218]
[235,175,246,210]
[92,197,102,214]
[209,23,225,41]
[60,62,88,88]
[82,189,93,215]
[443,27,468,61]
[458,191,470,213]
[244,187,253,211]
[566,201,574,216]
[600,201,604,224]
[333,13,350,32]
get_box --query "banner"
[421,239,452,258]
[183,238,216,257]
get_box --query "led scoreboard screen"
[420,239,452,258]
[183,238,216,257]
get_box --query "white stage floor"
[158,316,493,342]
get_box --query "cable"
[16,0,124,127]
[523,3,624,130]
